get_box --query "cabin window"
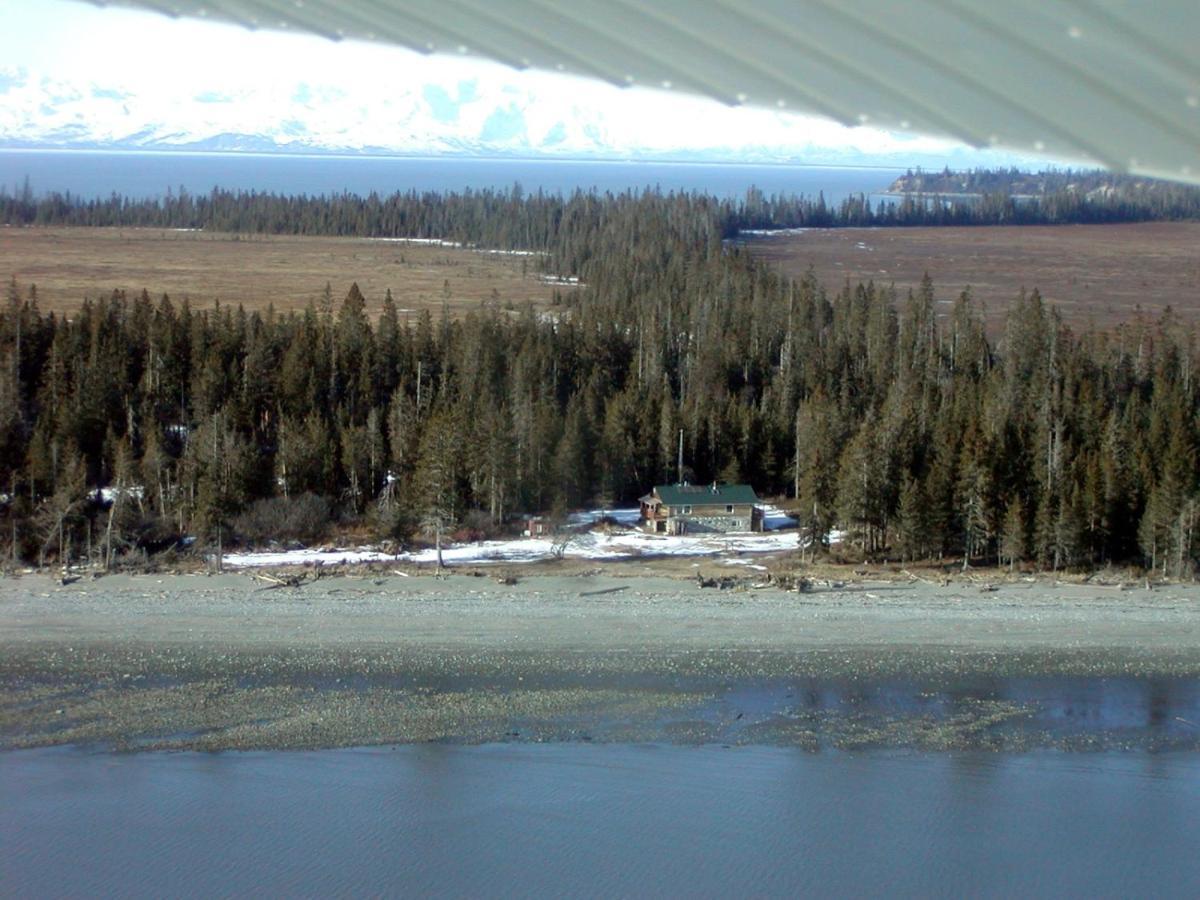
[680,505,692,514]
[726,504,734,513]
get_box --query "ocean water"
[3,744,1198,898]
[0,149,900,202]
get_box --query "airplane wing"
[81,0,1200,184]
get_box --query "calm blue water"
[3,744,1198,898]
[0,149,900,201]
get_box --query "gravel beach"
[3,571,1198,752]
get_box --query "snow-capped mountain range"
[1,0,1049,168]
[0,62,1029,168]
[0,67,609,157]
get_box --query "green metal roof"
[655,483,759,507]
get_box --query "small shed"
[639,482,763,535]
[523,516,552,538]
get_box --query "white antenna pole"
[677,428,684,485]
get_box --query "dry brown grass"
[9,222,1195,333]
[743,221,1200,331]
[0,226,580,317]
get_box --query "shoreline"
[3,572,1198,753]
[6,569,1198,651]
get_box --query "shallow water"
[3,744,1198,898]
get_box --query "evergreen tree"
[1033,489,1060,571]
[893,476,928,562]
[185,408,255,542]
[957,425,995,566]
[33,440,87,567]
[1000,498,1027,571]
[414,407,464,569]
[1139,420,1198,576]
[553,400,593,512]
[102,434,138,569]
[836,421,885,556]
[794,394,841,554]
[276,413,335,499]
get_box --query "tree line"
[0,184,1196,575]
[4,164,1199,251]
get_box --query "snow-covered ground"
[221,548,398,568]
[223,505,804,569]
[223,529,802,569]
[760,504,797,530]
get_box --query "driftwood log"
[579,586,627,597]
[252,572,312,590]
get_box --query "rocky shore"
[3,572,1198,752]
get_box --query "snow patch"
[738,227,814,237]
[759,504,798,530]
[367,237,546,256]
[222,547,397,567]
[474,247,546,257]
[223,522,801,569]
[368,237,463,247]
[96,485,145,504]
[223,504,803,569]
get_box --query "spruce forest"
[1,181,1197,576]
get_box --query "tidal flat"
[2,572,1198,752]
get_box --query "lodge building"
[638,482,764,535]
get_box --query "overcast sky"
[2,0,1044,164]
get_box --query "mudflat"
[3,573,1198,752]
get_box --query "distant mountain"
[0,67,595,157]
[0,66,1033,169]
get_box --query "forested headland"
[888,166,1197,200]
[1,178,1197,576]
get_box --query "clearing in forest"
[741,221,1200,331]
[0,226,579,317]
